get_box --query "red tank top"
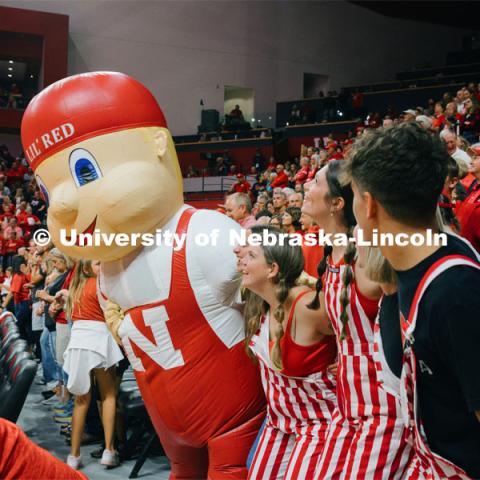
[71,277,105,322]
[278,290,337,377]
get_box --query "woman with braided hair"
[239,225,337,479]
[302,160,411,479]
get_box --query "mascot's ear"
[154,129,168,159]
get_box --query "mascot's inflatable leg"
[134,371,265,479]
[207,411,265,479]
[158,411,265,479]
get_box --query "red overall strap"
[401,255,480,344]
[124,207,196,316]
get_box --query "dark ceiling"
[351,2,480,31]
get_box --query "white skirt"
[63,320,124,396]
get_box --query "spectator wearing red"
[293,157,310,186]
[326,142,344,161]
[456,145,480,252]
[4,218,23,240]
[0,204,13,226]
[4,232,24,265]
[300,213,324,278]
[5,160,26,187]
[431,102,446,130]
[270,164,289,188]
[266,156,276,170]
[306,157,319,182]
[19,206,41,239]
[3,255,32,346]
[229,173,251,194]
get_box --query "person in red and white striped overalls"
[348,123,480,479]
[238,225,338,479]
[302,160,411,479]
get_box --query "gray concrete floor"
[17,367,170,480]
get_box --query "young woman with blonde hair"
[61,260,123,470]
[239,226,337,479]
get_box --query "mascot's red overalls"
[20,72,266,478]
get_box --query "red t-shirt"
[294,167,309,185]
[72,277,105,322]
[431,114,445,129]
[307,166,318,181]
[0,213,13,224]
[231,181,251,194]
[0,419,87,480]
[456,185,480,253]
[270,171,289,188]
[328,152,344,161]
[4,238,24,254]
[10,273,30,304]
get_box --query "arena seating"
[0,312,37,423]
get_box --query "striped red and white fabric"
[248,313,337,480]
[315,259,411,479]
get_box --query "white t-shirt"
[1,277,11,296]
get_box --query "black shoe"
[41,390,55,400]
[90,445,105,459]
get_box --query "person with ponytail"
[239,225,337,479]
[60,260,124,471]
[302,160,411,479]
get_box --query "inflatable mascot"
[21,72,266,478]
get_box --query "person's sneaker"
[66,454,82,470]
[41,395,60,406]
[53,400,73,414]
[54,412,72,424]
[100,449,120,468]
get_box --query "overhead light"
[30,75,34,79]
[7,74,12,78]
[8,67,12,71]
[251,118,255,122]
[8,60,13,64]
[268,116,272,120]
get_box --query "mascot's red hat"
[21,72,167,171]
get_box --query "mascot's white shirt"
[98,204,245,349]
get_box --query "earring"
[330,211,335,216]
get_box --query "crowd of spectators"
[218,80,480,257]
[1,77,479,475]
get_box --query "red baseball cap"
[236,173,244,178]
[21,72,167,171]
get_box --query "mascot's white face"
[35,127,184,261]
